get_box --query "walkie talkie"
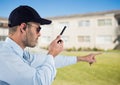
[57,26,67,43]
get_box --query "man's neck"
[8,36,25,49]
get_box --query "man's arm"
[28,36,63,85]
[77,53,101,65]
[48,35,63,57]
[54,53,101,68]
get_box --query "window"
[0,36,6,41]
[0,22,3,27]
[78,36,90,42]
[98,19,112,26]
[96,35,112,44]
[79,20,90,27]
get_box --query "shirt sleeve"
[24,52,56,85]
[54,55,77,68]
[33,55,56,85]
[27,52,77,69]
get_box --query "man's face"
[23,22,41,47]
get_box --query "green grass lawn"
[53,51,120,85]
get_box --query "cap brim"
[40,18,52,25]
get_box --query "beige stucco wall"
[0,11,120,50]
[38,13,119,50]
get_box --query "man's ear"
[19,23,27,32]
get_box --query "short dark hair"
[9,26,18,34]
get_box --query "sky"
[0,0,120,18]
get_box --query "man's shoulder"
[0,41,5,45]
[0,41,6,49]
[0,46,18,60]
[0,41,14,54]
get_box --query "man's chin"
[30,45,36,48]
[27,41,38,48]
[28,43,37,48]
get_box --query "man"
[0,5,100,85]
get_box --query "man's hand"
[77,53,101,65]
[48,35,64,57]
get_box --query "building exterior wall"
[0,10,120,50]
[0,18,8,41]
[38,12,120,50]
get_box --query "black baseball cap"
[8,5,51,27]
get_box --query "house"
[39,10,120,50]
[0,10,120,50]
[0,17,8,41]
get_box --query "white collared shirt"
[0,37,77,85]
[0,37,56,85]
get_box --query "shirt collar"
[5,37,24,59]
